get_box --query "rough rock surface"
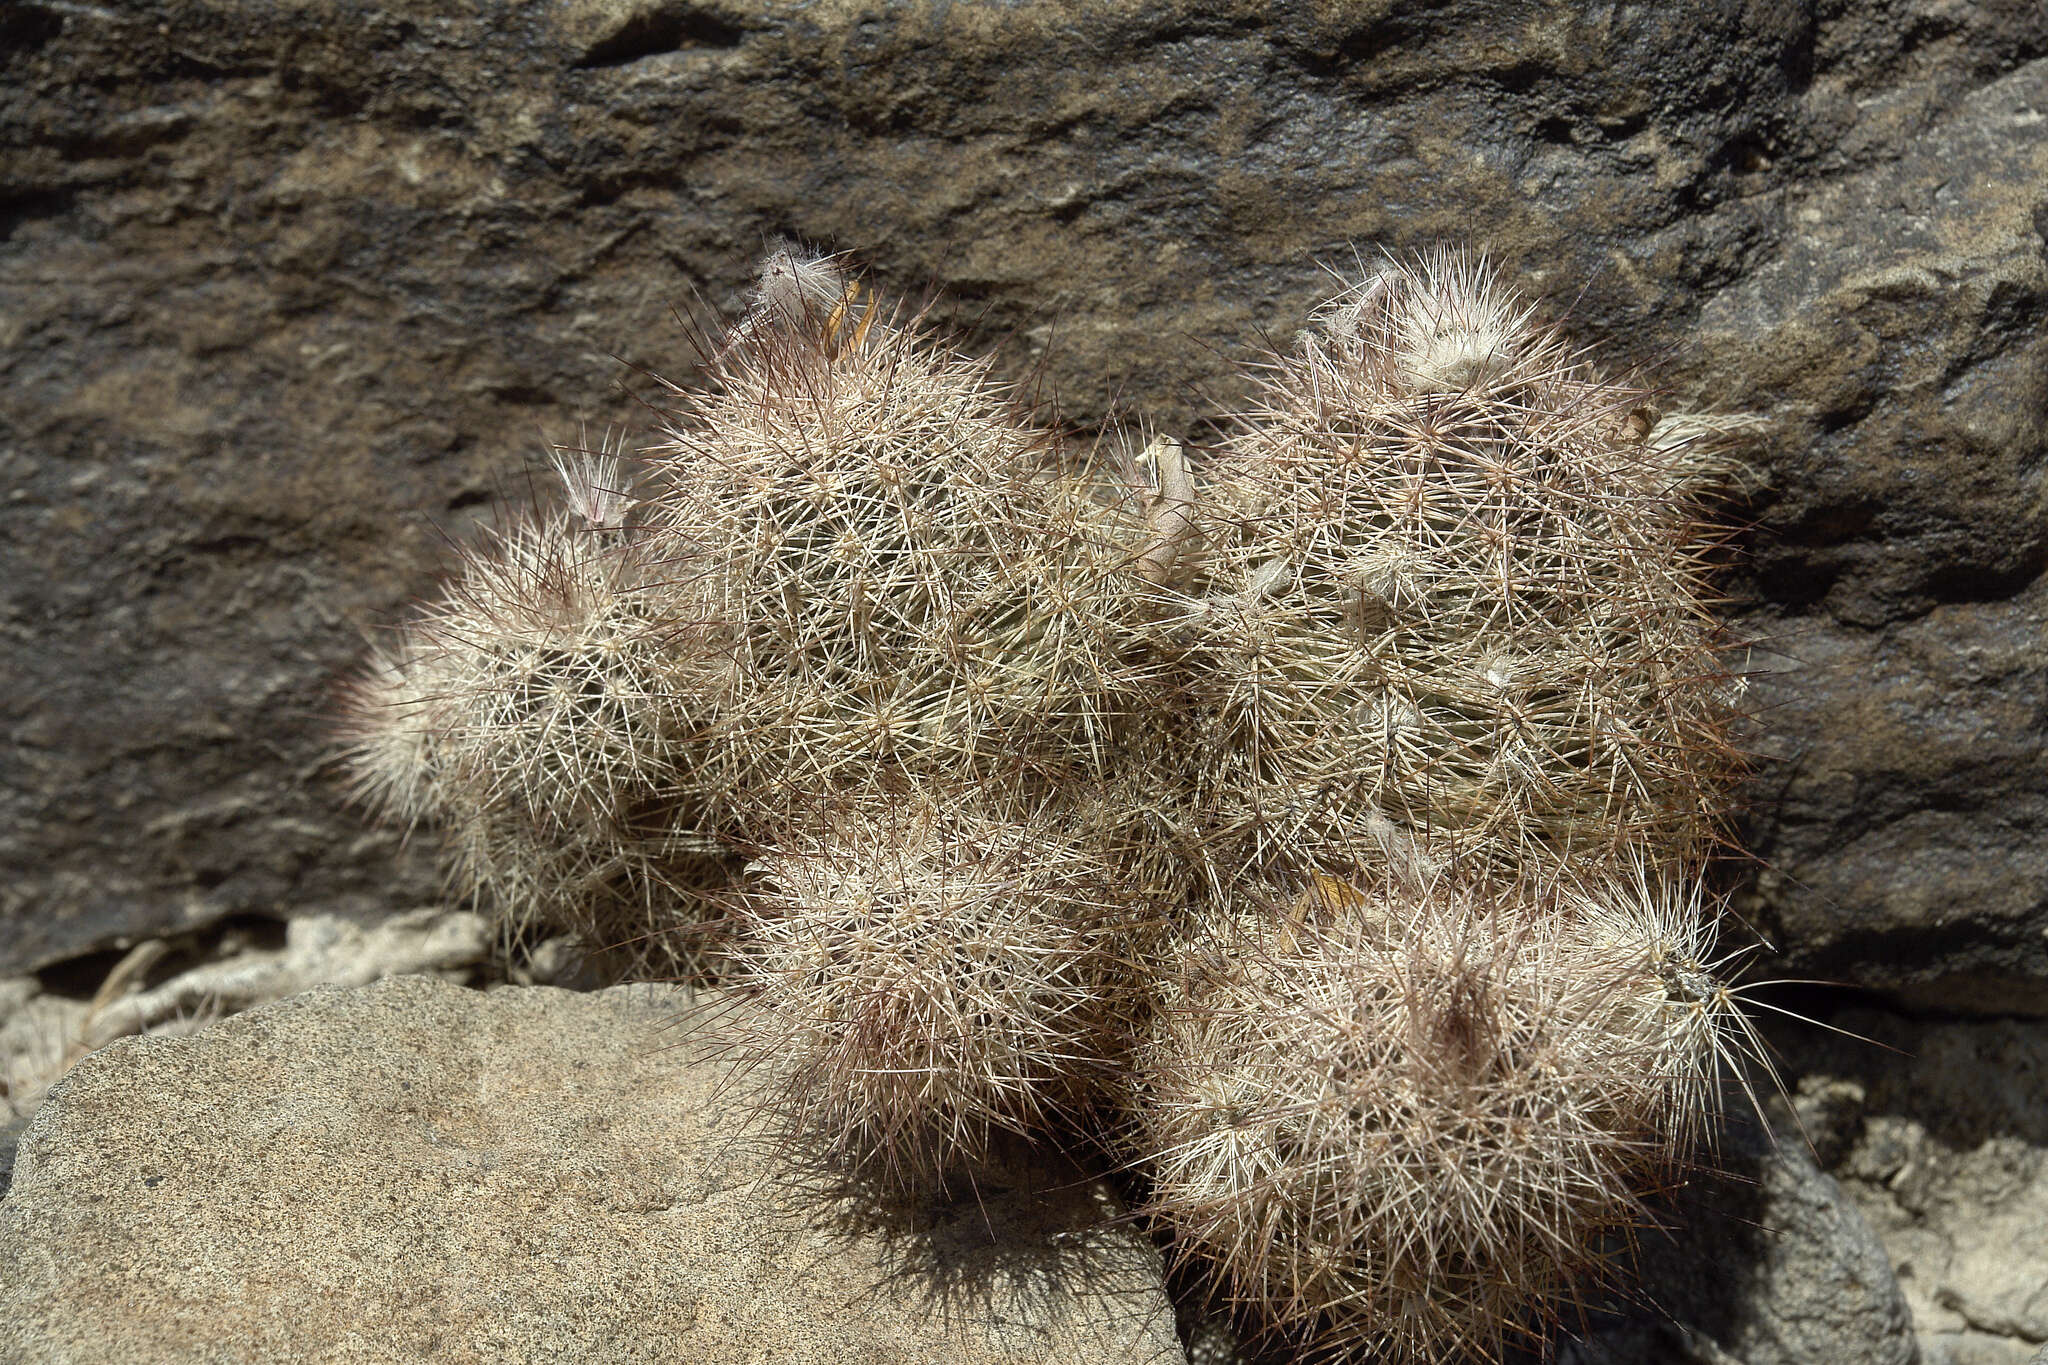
[0,974,1183,1365]
[1535,1001,2048,1365]
[0,907,488,1196]
[1771,1008,2048,1365]
[0,1113,23,1200]
[1563,1110,1919,1365]
[3,1,2045,1005]
[70,906,490,1047]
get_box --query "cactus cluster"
[338,244,1751,1362]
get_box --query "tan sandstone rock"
[0,975,1183,1365]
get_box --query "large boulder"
[0,975,1183,1364]
[3,1,2045,1007]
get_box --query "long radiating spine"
[640,249,1189,1177]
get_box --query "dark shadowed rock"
[1562,1110,1919,1365]
[0,975,1183,1364]
[2,3,2044,1003]
[0,1112,23,1199]
[1770,1006,2048,1365]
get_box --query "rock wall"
[4,0,2045,1003]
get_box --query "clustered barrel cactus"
[339,245,1752,1362]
